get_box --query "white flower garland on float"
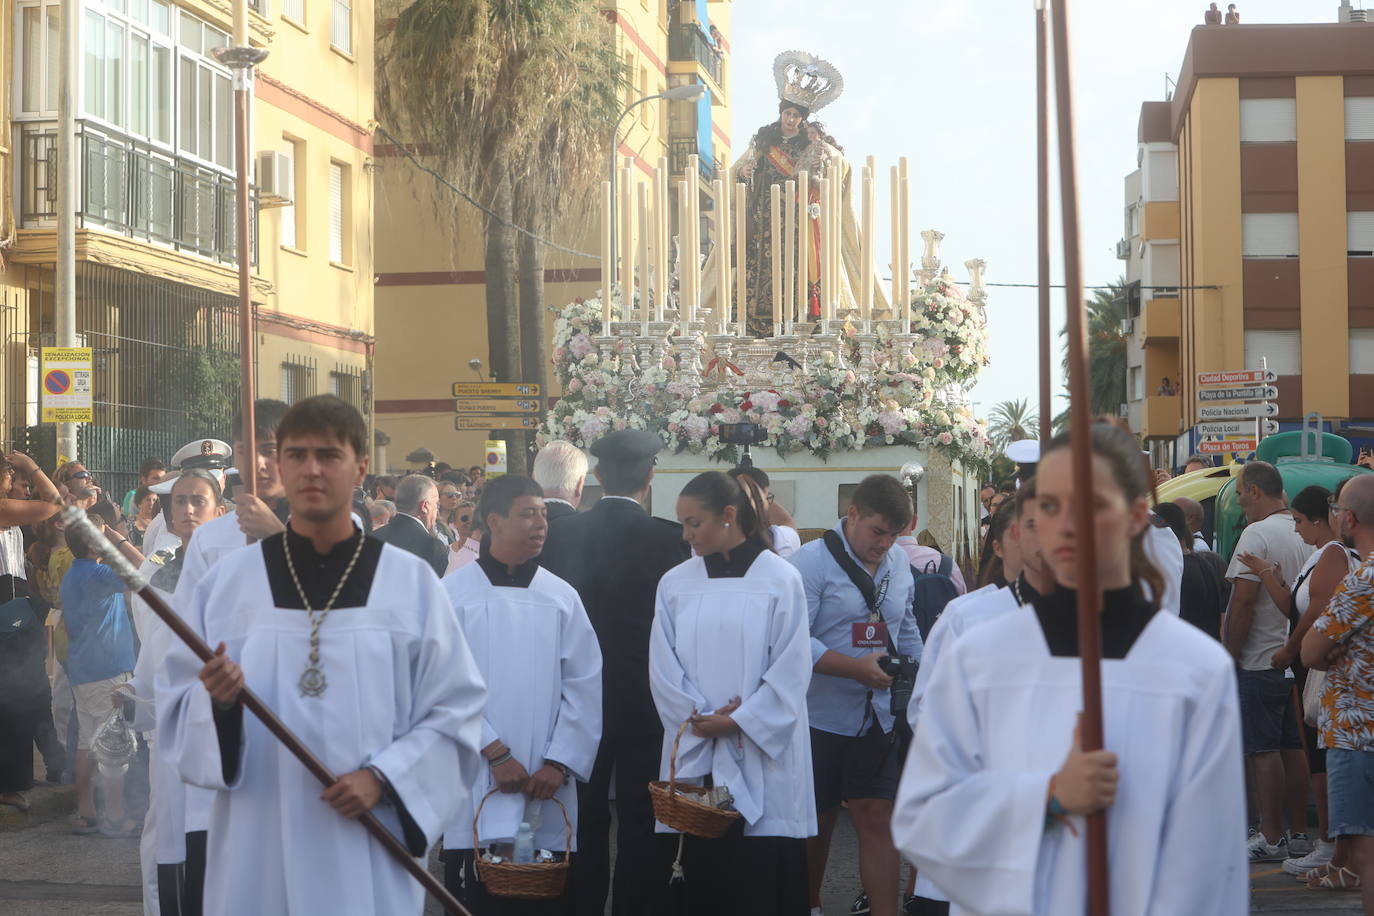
[541,275,994,470]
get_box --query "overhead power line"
[373,122,602,261]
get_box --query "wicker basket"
[648,719,744,839]
[472,789,573,899]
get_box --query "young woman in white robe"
[119,470,226,916]
[649,471,816,916]
[893,421,1247,916]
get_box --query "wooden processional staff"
[1044,0,1111,913]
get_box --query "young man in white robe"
[893,423,1246,915]
[157,395,487,916]
[440,473,603,913]
[650,471,815,915]
[120,468,227,916]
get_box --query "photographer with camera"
[791,475,921,916]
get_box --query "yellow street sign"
[451,382,541,398]
[454,398,540,414]
[454,416,542,431]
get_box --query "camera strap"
[823,530,898,658]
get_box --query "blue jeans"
[1327,748,1374,838]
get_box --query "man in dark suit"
[370,474,447,576]
[532,440,587,524]
[539,430,689,916]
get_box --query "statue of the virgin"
[727,51,889,337]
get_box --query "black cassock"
[538,496,689,916]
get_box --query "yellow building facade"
[1,0,375,492]
[372,0,734,473]
[1120,21,1374,463]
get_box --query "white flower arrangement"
[539,277,994,469]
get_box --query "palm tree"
[987,399,1039,451]
[1059,278,1129,420]
[379,0,623,471]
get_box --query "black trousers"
[565,733,671,916]
[662,827,809,916]
[442,849,567,915]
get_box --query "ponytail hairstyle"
[1043,420,1164,607]
[679,470,774,551]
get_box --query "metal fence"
[669,137,717,182]
[19,120,257,265]
[7,263,241,499]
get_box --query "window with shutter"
[1350,212,1374,256]
[283,0,304,23]
[329,161,345,264]
[1352,330,1374,374]
[1346,98,1374,141]
[280,136,301,250]
[1243,329,1301,376]
[331,0,350,53]
[1242,213,1299,258]
[1240,98,1297,143]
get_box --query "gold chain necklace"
[283,529,366,698]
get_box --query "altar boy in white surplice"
[157,396,488,916]
[440,473,603,914]
[649,471,815,916]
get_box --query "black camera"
[719,421,769,446]
[878,654,919,718]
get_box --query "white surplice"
[1144,523,1184,615]
[157,541,487,916]
[648,550,817,838]
[440,562,602,851]
[894,608,1246,916]
[171,509,251,844]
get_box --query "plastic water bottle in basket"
[473,790,573,899]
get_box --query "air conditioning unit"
[1115,238,1132,260]
[1118,317,1136,337]
[256,151,294,209]
[1119,403,1130,418]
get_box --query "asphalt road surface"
[0,783,1361,914]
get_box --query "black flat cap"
[589,429,664,464]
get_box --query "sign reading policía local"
[40,347,93,423]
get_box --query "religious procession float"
[539,51,992,565]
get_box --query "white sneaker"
[1247,831,1288,862]
[1287,831,1313,856]
[1283,839,1335,876]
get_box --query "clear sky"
[729,0,1339,423]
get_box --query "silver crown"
[773,51,844,115]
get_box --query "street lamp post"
[609,83,707,291]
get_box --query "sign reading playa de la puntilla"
[40,347,94,423]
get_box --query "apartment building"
[1,0,375,491]
[371,0,734,471]
[1117,16,1374,466]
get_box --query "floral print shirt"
[1314,557,1374,750]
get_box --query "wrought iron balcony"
[668,24,723,88]
[19,120,256,266]
[669,138,717,182]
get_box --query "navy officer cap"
[589,429,664,466]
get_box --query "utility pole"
[55,0,78,464]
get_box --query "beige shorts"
[73,672,132,750]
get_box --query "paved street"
[1,779,1362,916]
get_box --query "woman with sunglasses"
[444,500,481,577]
[434,482,464,546]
